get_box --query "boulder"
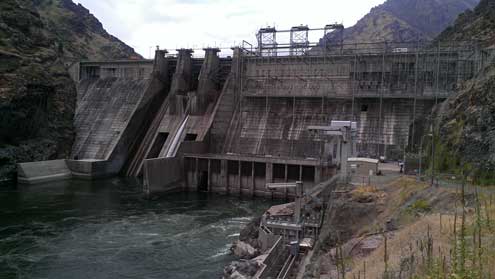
[231,240,259,259]
[239,217,261,249]
[223,260,260,279]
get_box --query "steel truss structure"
[235,36,494,158]
[256,24,345,56]
[257,27,278,57]
[290,25,310,56]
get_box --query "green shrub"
[408,199,431,214]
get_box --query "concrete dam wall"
[223,97,433,158]
[231,49,480,159]
[153,45,483,195]
[69,54,173,177]
[72,77,151,160]
[57,44,487,193]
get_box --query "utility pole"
[418,135,424,179]
[430,124,436,187]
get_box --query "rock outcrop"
[0,0,141,183]
[231,241,260,259]
[435,0,495,47]
[427,0,495,183]
[223,256,265,279]
[238,216,262,249]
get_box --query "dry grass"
[350,186,385,205]
[318,175,495,278]
[354,176,432,236]
[346,214,457,279]
[345,187,495,278]
[353,186,380,194]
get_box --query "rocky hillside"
[35,0,142,61]
[0,0,141,183]
[435,0,495,47]
[323,0,479,44]
[430,0,495,183]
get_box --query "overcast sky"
[75,0,386,58]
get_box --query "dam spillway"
[59,39,490,195]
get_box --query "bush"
[408,199,431,214]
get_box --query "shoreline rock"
[223,255,267,279]
[230,240,260,259]
[238,216,261,249]
[224,216,264,278]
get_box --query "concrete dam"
[19,27,489,195]
[15,30,490,278]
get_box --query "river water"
[0,178,274,279]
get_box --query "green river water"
[0,178,274,278]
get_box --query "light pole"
[418,132,433,181]
[418,135,424,179]
[430,124,436,187]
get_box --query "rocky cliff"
[323,0,479,44]
[0,0,141,183]
[435,0,495,47]
[429,0,495,183]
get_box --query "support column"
[184,158,189,190]
[341,136,351,183]
[238,160,242,196]
[299,165,303,181]
[153,48,169,76]
[195,157,199,191]
[284,164,289,199]
[221,159,228,194]
[266,163,273,198]
[170,48,193,115]
[195,48,221,115]
[294,181,303,224]
[251,162,255,198]
[315,166,322,184]
[207,159,211,192]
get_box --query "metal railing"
[277,254,296,279]
[256,236,287,279]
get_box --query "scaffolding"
[257,27,278,57]
[231,36,493,159]
[256,24,345,56]
[290,25,310,56]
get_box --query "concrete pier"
[17,160,72,184]
[143,153,335,198]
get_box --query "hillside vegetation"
[428,0,495,183]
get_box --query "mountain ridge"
[323,0,479,44]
